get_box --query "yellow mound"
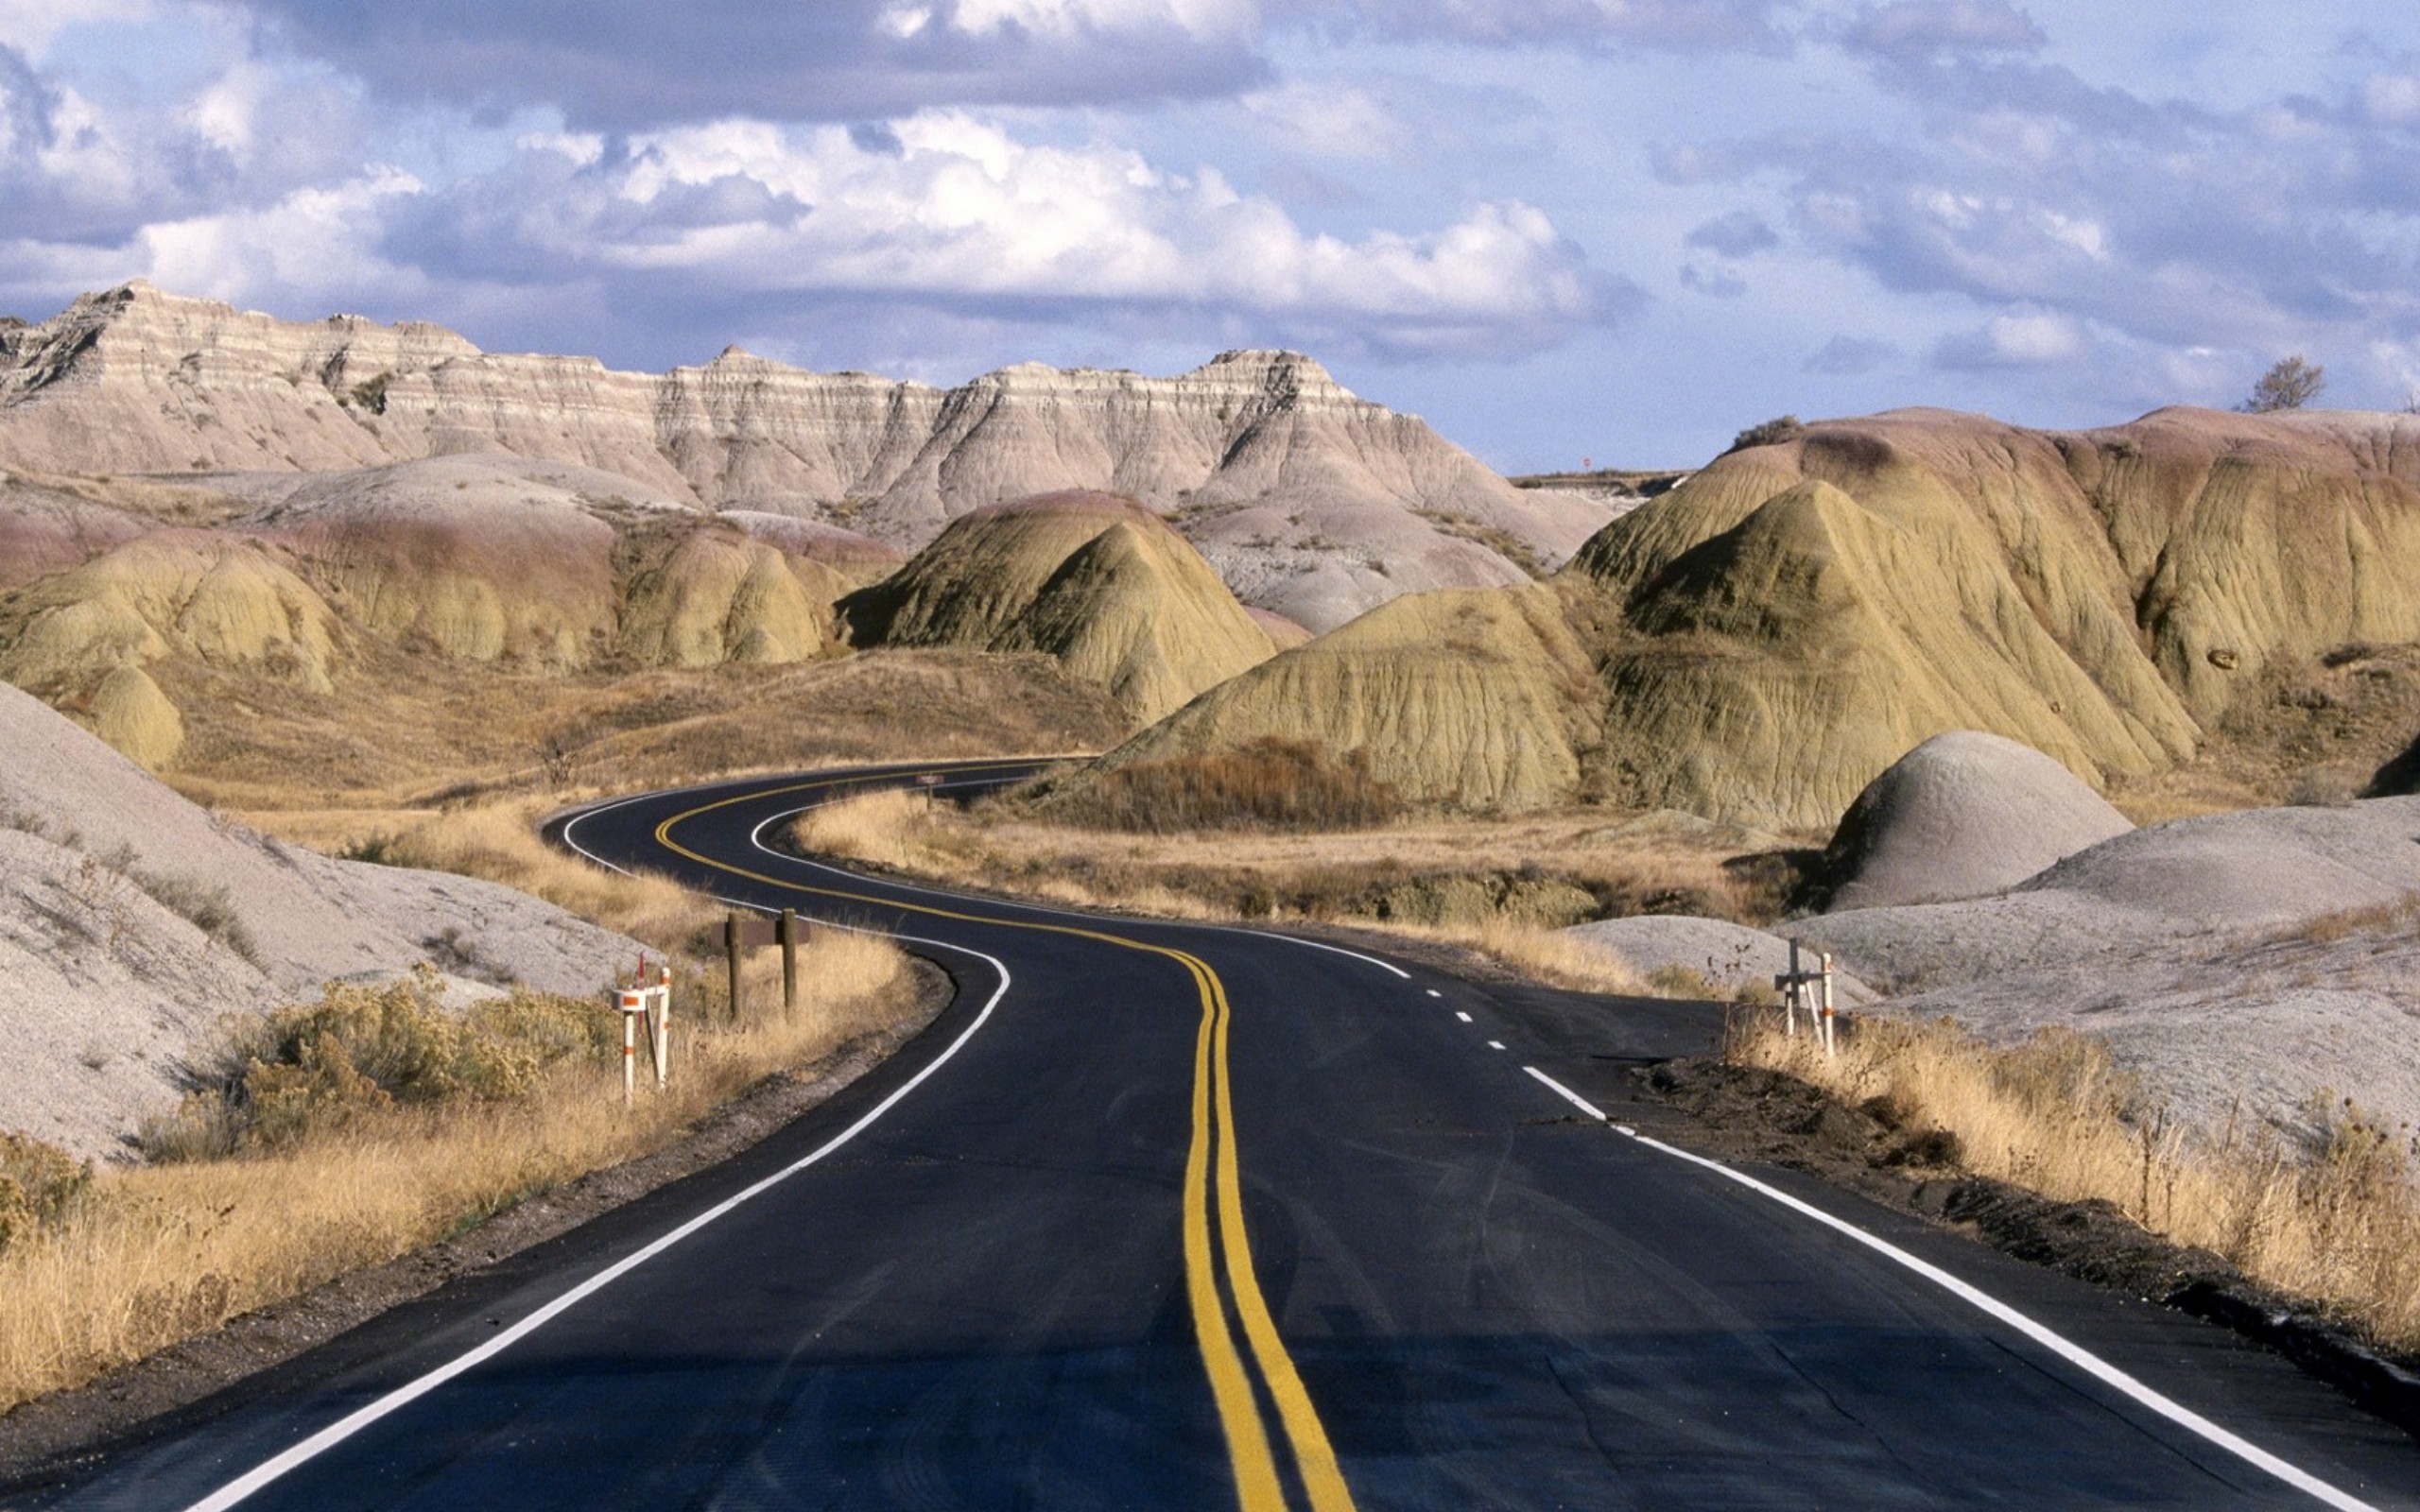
[1572,407,2420,821]
[843,491,1276,722]
[620,529,846,666]
[1115,406,2420,826]
[90,664,184,770]
[0,531,343,694]
[1104,582,1599,810]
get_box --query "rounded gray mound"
[1824,730,2132,912]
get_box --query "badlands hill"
[841,491,1277,724]
[0,282,1613,633]
[1118,404,2420,826]
[0,681,640,1156]
[0,458,894,771]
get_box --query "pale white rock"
[0,285,1616,627]
[0,680,642,1155]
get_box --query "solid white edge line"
[1521,1065,1609,1124]
[1514,1067,2377,1512]
[183,924,1016,1512]
[740,792,1413,979]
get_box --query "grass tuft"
[1734,1013,2420,1350]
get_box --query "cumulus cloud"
[1931,307,2083,368]
[1649,39,2420,399]
[232,0,1269,128]
[364,112,1633,361]
[223,0,1807,135]
[1241,80,1409,160]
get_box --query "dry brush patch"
[789,783,1681,995]
[1734,1014,2420,1350]
[0,933,914,1415]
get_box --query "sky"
[0,1,2417,470]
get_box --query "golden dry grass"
[0,927,912,1414]
[164,648,1127,816]
[792,786,1656,994]
[1737,1014,2420,1349]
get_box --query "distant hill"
[1110,404,2420,827]
[0,282,1614,634]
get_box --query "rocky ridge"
[0,283,1612,632]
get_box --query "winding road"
[27,762,2420,1509]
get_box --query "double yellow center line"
[643,769,1357,1512]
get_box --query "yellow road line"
[1179,951,1357,1512]
[635,770,1357,1512]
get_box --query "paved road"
[27,763,2420,1510]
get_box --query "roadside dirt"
[0,959,954,1490]
[1636,1056,2420,1441]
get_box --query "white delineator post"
[618,987,646,1108]
[1820,952,1837,1057]
[650,966,671,1092]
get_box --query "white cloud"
[0,0,147,54]
[2360,72,2420,128]
[184,60,275,160]
[1241,80,1409,159]
[139,166,426,303]
[569,112,1616,353]
[946,0,1256,38]
[1933,306,2084,367]
[357,111,1616,355]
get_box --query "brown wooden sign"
[726,915,782,950]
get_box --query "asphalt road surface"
[28,762,2420,1510]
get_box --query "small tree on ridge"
[2239,355,2325,413]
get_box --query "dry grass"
[1359,917,1645,994]
[1737,1014,2420,1350]
[1035,738,1404,833]
[164,648,1126,816]
[793,786,1661,994]
[0,928,914,1413]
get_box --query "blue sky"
[1,0,2416,470]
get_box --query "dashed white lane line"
[1425,988,1442,999]
[1454,1011,1472,1023]
[1514,1066,2377,1512]
[1486,1040,1506,1051]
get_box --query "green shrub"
[144,971,615,1158]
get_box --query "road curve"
[27,762,2420,1511]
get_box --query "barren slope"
[842,491,1276,723]
[1113,405,2420,825]
[0,682,639,1156]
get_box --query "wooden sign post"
[725,910,804,1024]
